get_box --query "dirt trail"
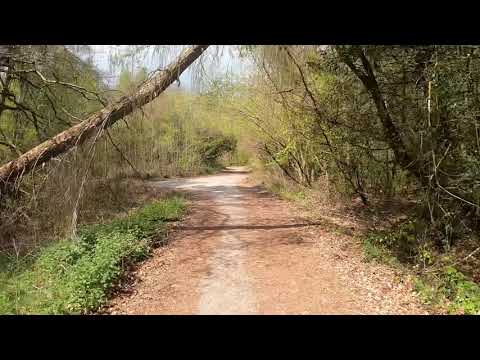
[107,167,428,315]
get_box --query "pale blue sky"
[88,45,252,91]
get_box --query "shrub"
[196,130,237,168]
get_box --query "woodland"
[0,45,479,314]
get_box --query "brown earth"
[105,167,429,315]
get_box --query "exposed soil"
[105,167,429,315]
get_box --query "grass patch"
[0,195,186,315]
[268,182,306,203]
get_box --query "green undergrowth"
[363,222,480,315]
[0,196,186,315]
[204,164,224,174]
[268,182,307,203]
[413,267,480,315]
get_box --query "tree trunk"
[0,45,209,193]
[335,46,426,186]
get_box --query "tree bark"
[0,45,209,193]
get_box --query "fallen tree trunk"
[0,45,209,193]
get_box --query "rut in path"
[106,167,428,315]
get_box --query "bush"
[196,130,237,168]
[363,220,423,264]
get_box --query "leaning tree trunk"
[0,45,209,194]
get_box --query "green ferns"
[0,196,185,315]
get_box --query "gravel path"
[106,167,428,315]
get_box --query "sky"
[87,45,252,91]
